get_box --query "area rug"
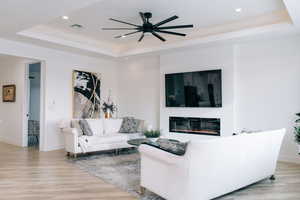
[69,149,164,200]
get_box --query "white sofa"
[139,129,285,200]
[61,118,145,157]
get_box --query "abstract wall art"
[72,70,101,118]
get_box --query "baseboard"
[279,154,300,164]
[0,137,23,147]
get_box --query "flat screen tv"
[165,69,222,107]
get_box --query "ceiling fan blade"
[154,15,178,27]
[157,24,194,30]
[138,33,145,42]
[152,32,166,42]
[102,28,140,30]
[139,12,146,23]
[115,30,141,38]
[155,30,186,36]
[109,18,140,27]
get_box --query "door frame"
[23,61,46,151]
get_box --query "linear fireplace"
[169,117,220,136]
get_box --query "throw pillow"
[79,119,93,136]
[71,120,83,136]
[119,117,141,133]
[136,120,145,132]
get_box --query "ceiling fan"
[102,12,194,42]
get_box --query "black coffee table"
[127,138,151,146]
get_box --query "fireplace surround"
[169,117,220,136]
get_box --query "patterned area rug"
[69,149,164,200]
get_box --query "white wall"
[235,36,300,163]
[160,45,235,140]
[117,56,160,129]
[1,34,299,163]
[0,56,34,146]
[159,36,300,163]
[0,38,118,151]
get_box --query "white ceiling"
[0,0,299,57]
[46,0,286,45]
[0,0,102,36]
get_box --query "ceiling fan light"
[235,8,242,13]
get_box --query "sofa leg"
[140,186,146,195]
[270,175,276,181]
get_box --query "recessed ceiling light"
[62,16,69,20]
[235,8,242,13]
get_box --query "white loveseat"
[139,129,285,200]
[61,118,145,157]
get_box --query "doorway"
[27,62,41,148]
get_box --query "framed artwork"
[72,70,101,119]
[2,85,16,102]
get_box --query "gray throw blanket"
[142,138,188,156]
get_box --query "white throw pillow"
[103,119,123,135]
[86,119,104,136]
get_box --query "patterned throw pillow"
[79,119,93,136]
[119,117,141,133]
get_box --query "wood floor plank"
[0,142,137,200]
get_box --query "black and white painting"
[73,70,101,118]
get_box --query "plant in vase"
[294,113,300,154]
[144,130,161,142]
[101,95,117,119]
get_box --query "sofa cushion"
[86,119,104,136]
[119,117,141,133]
[103,119,123,135]
[85,134,128,146]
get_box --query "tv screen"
[165,69,222,107]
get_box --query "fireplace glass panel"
[169,117,220,136]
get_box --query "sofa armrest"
[62,128,79,153]
[62,128,79,136]
[139,144,185,165]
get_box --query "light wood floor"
[0,142,137,200]
[217,161,300,200]
[0,142,299,200]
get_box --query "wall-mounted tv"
[165,69,222,107]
